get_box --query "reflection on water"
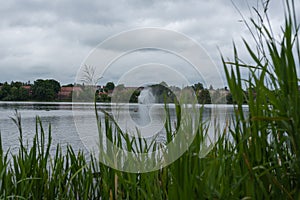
[0,101,248,155]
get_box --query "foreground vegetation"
[0,0,299,199]
[0,101,296,199]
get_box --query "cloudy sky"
[0,0,297,88]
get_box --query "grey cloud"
[0,0,298,86]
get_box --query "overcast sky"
[0,0,298,88]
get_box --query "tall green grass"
[0,0,299,199]
[0,103,298,199]
[222,0,300,198]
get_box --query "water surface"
[0,101,247,155]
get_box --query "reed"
[222,0,300,198]
[0,0,299,199]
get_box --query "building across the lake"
[58,86,83,100]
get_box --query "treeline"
[149,82,213,104]
[0,79,61,101]
[148,82,226,104]
[0,81,31,101]
[105,81,232,104]
[0,79,237,104]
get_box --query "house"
[58,86,82,100]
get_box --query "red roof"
[58,86,82,98]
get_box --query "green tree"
[226,93,233,104]
[0,82,11,100]
[129,89,140,103]
[192,82,204,92]
[105,82,115,92]
[151,84,175,103]
[198,89,211,104]
[32,79,61,101]
[0,81,31,101]
[10,86,18,100]
[11,81,23,88]
[18,87,30,101]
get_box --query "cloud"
[0,0,297,87]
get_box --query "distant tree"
[226,93,233,104]
[63,83,74,87]
[151,84,175,103]
[11,81,23,88]
[129,89,140,103]
[18,87,30,101]
[105,82,115,92]
[0,82,11,100]
[10,86,18,100]
[159,81,168,87]
[96,93,111,102]
[0,81,30,101]
[192,82,204,92]
[198,89,211,104]
[32,79,61,101]
[0,90,3,100]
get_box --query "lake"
[0,101,248,155]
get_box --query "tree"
[63,83,74,87]
[226,93,233,104]
[192,82,204,91]
[159,81,168,87]
[11,81,23,88]
[151,84,175,103]
[105,82,115,92]
[0,81,31,101]
[96,93,111,102]
[0,82,11,100]
[18,87,30,101]
[198,89,211,104]
[129,89,140,103]
[32,79,61,101]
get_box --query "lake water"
[0,101,248,155]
